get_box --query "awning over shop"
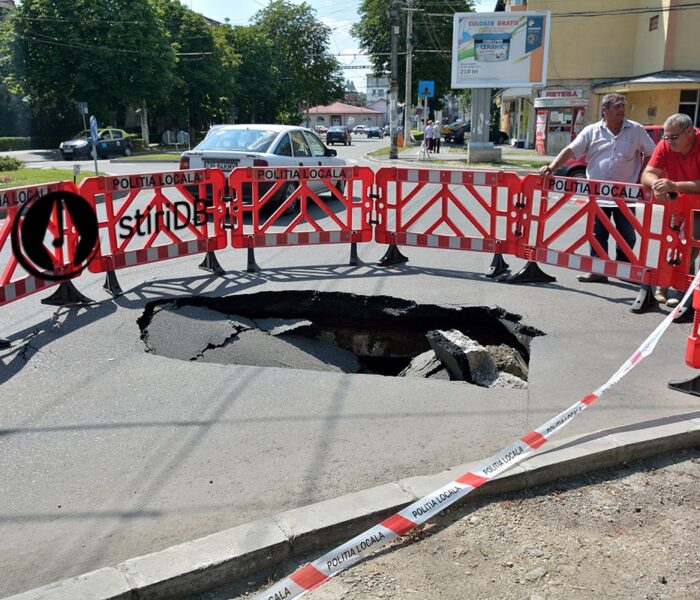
[593,71,700,94]
[501,87,535,101]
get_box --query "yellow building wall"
[632,4,666,73]
[667,0,700,69]
[531,0,642,79]
[625,89,680,124]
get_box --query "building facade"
[497,0,700,153]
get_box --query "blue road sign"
[89,115,98,143]
[417,80,434,98]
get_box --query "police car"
[179,124,348,213]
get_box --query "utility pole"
[403,0,414,145]
[389,0,400,159]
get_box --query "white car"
[179,124,348,213]
[352,124,368,135]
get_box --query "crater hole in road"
[138,291,544,388]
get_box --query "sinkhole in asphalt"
[138,291,544,388]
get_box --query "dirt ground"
[199,447,700,600]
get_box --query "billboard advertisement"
[451,12,551,88]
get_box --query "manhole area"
[138,291,544,388]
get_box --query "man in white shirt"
[539,93,656,282]
[424,120,434,152]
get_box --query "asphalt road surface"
[1,147,698,597]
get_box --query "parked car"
[326,126,352,146]
[367,127,383,139]
[179,124,347,213]
[314,125,327,135]
[553,124,700,179]
[59,127,133,160]
[443,122,509,145]
[352,124,368,135]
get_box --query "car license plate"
[204,160,239,171]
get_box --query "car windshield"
[71,130,91,140]
[195,128,277,152]
[329,127,344,132]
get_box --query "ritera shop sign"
[534,89,589,108]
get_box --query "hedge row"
[0,136,62,151]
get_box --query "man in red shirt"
[641,113,700,306]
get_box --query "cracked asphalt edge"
[5,414,700,600]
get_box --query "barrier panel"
[227,166,374,250]
[80,169,227,274]
[374,167,523,257]
[519,174,680,287]
[0,181,79,307]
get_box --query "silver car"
[179,124,347,212]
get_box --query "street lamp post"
[389,0,400,159]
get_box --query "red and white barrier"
[79,169,227,273]
[228,165,375,249]
[520,175,674,286]
[374,167,523,257]
[0,182,79,306]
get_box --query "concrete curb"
[5,415,699,600]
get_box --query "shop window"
[679,89,699,126]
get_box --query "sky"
[181,0,495,92]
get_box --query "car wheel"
[123,146,133,157]
[334,180,346,195]
[278,181,298,215]
[568,167,586,179]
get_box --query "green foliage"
[0,0,347,139]
[252,0,345,121]
[3,0,176,137]
[0,155,24,170]
[0,137,31,151]
[352,0,473,109]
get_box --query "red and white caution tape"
[254,272,700,600]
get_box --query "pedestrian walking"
[641,113,700,307]
[433,122,442,154]
[539,93,656,283]
[424,120,434,153]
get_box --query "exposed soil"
[198,448,700,600]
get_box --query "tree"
[224,24,278,124]
[252,0,344,123]
[351,0,473,113]
[4,0,177,142]
[151,0,240,133]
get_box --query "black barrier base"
[378,244,409,266]
[630,284,656,314]
[0,338,10,349]
[503,261,556,284]
[103,270,124,298]
[41,281,93,306]
[672,292,694,323]
[349,242,359,267]
[199,251,225,276]
[247,248,260,273]
[668,374,700,396]
[485,253,509,279]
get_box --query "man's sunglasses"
[661,127,690,141]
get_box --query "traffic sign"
[417,80,434,98]
[89,115,98,143]
[77,101,88,115]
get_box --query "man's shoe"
[654,290,668,304]
[577,272,608,283]
[666,297,680,308]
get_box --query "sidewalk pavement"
[387,142,557,171]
